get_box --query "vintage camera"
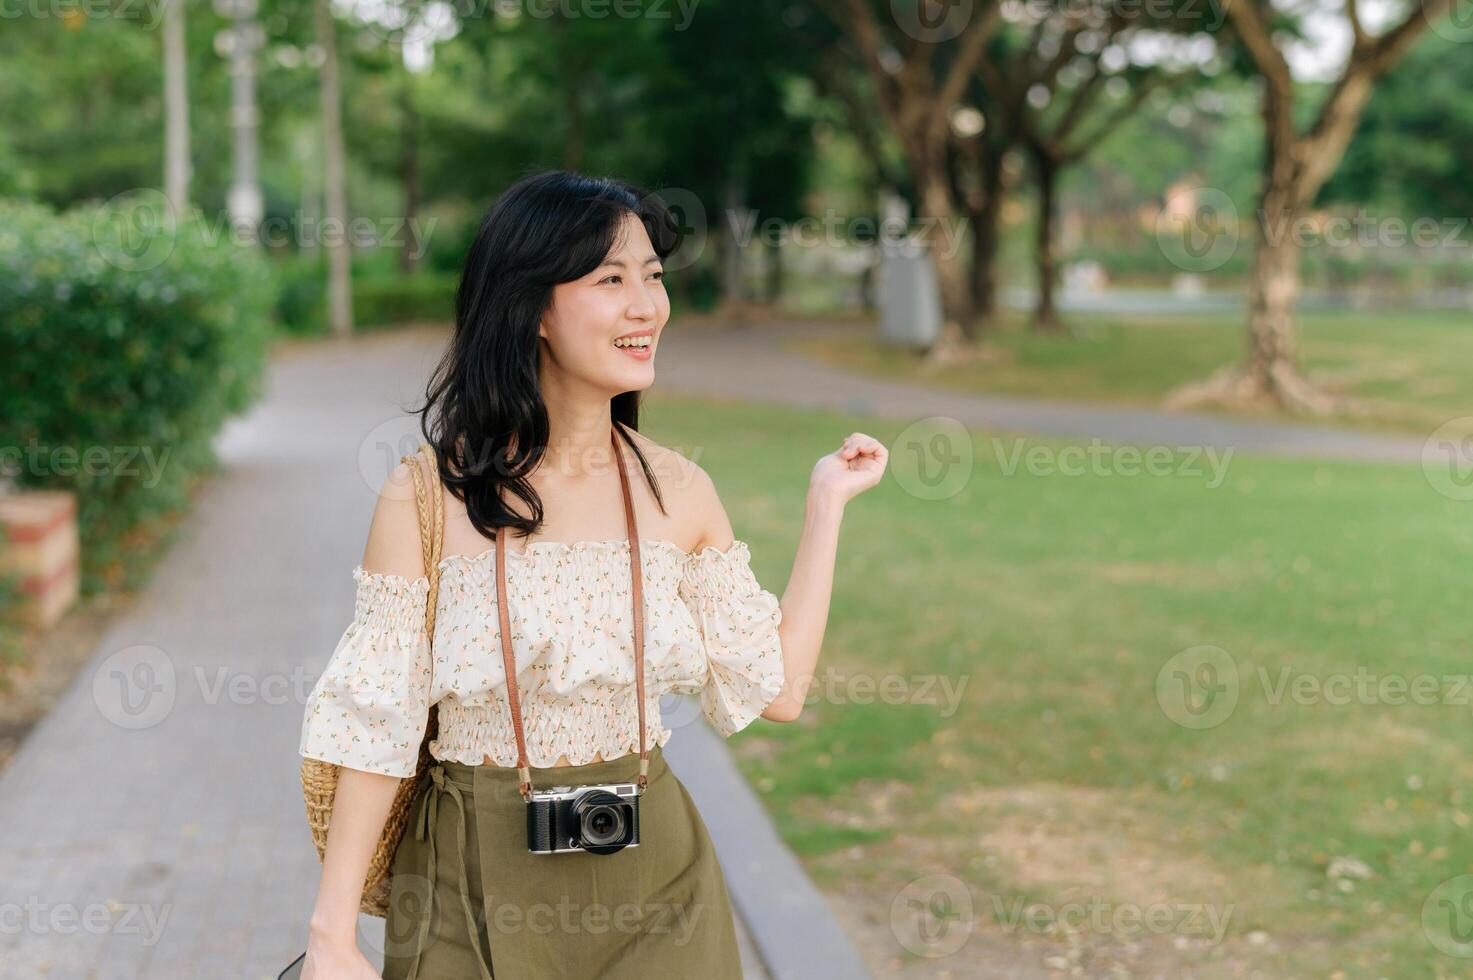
[526,782,641,855]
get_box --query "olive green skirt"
[380,744,744,980]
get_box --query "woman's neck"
[541,397,616,480]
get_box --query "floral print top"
[298,538,786,778]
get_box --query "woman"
[297,170,887,979]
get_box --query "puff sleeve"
[678,541,786,738]
[298,566,434,778]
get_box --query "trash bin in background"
[878,235,942,349]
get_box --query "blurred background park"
[2,0,1472,976]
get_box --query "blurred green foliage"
[0,194,275,590]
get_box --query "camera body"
[526,782,641,855]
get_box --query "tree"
[316,0,352,335]
[162,0,192,212]
[1173,0,1456,414]
[972,3,1200,332]
[1324,34,1473,220]
[816,0,1000,357]
[218,0,265,240]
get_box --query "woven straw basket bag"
[299,442,445,918]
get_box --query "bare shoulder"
[623,429,733,552]
[358,456,430,580]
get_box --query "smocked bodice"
[299,538,786,777]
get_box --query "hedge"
[0,192,276,590]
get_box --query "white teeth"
[613,336,652,348]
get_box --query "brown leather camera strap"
[495,423,649,800]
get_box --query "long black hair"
[414,169,681,544]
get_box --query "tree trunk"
[967,183,1003,325]
[1246,214,1301,383]
[719,173,747,320]
[317,0,353,337]
[399,68,421,275]
[763,241,783,304]
[226,9,264,242]
[1241,83,1330,412]
[1032,150,1061,334]
[162,0,190,214]
[919,169,974,349]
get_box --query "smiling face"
[538,212,669,395]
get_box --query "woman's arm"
[760,485,845,722]
[303,460,431,979]
[306,770,403,948]
[692,431,889,724]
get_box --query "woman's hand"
[302,930,380,980]
[809,431,888,507]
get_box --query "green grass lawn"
[647,394,1473,977]
[789,309,1473,436]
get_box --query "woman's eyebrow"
[597,255,662,270]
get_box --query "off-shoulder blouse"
[298,538,786,778]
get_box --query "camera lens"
[572,790,630,851]
[582,803,624,845]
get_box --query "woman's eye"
[602,275,620,285]
[649,271,664,281]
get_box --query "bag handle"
[401,441,445,639]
